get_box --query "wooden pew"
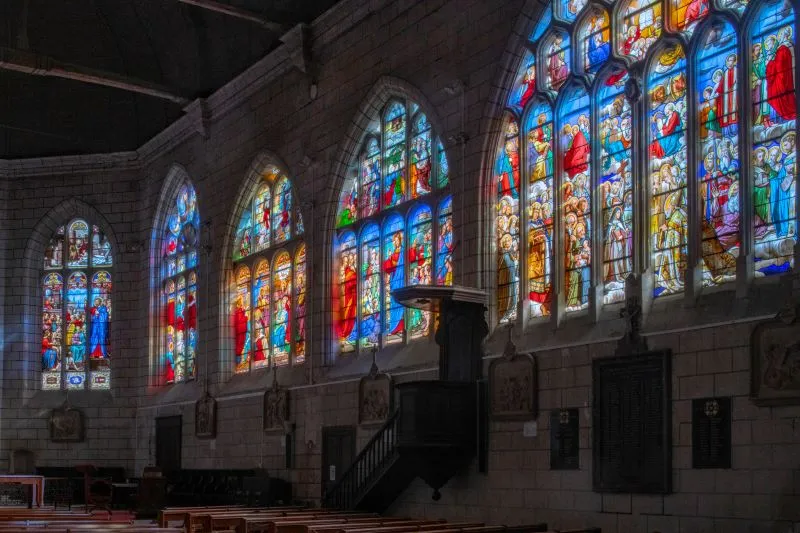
[200,512,382,533]
[193,510,352,533]
[187,507,334,531]
[160,505,307,527]
[342,523,486,533]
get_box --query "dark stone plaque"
[692,397,731,469]
[550,408,579,470]
[592,350,671,493]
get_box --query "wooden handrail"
[323,410,400,509]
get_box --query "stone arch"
[18,197,119,398]
[217,150,300,378]
[147,163,199,388]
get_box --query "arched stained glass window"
[232,165,305,371]
[526,101,555,317]
[697,21,739,285]
[495,0,798,326]
[42,220,112,390]
[560,86,592,312]
[160,183,199,384]
[497,115,521,323]
[752,0,796,275]
[334,97,452,354]
[649,45,688,297]
[599,69,634,304]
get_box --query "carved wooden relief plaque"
[751,307,800,405]
[263,384,289,433]
[195,393,217,439]
[359,370,393,426]
[489,337,537,420]
[592,350,671,493]
[50,406,84,442]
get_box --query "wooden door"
[321,426,356,498]
[155,416,182,472]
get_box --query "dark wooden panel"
[321,426,356,498]
[592,351,671,493]
[692,397,731,469]
[155,416,182,472]
[550,408,580,470]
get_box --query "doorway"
[155,416,182,472]
[321,426,356,498]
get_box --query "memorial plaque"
[592,351,671,493]
[692,397,731,469]
[550,408,579,470]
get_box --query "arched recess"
[324,76,451,365]
[219,151,307,378]
[148,163,200,387]
[20,198,119,398]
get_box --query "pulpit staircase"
[323,381,477,512]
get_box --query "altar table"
[0,475,45,508]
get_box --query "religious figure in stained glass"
[337,232,358,352]
[561,87,592,312]
[752,0,797,275]
[525,102,554,317]
[231,164,305,369]
[618,0,662,60]
[698,22,740,285]
[436,196,454,286]
[43,220,113,391]
[599,70,634,304]
[161,183,199,384]
[497,116,521,323]
[495,0,799,326]
[408,205,433,339]
[508,51,536,112]
[580,11,611,74]
[335,97,451,353]
[545,33,571,90]
[649,45,688,297]
[383,102,407,209]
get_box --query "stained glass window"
[525,101,554,317]
[496,0,796,325]
[618,0,663,60]
[650,45,688,298]
[698,21,739,285]
[561,86,592,312]
[42,219,112,390]
[161,183,199,384]
[232,165,305,370]
[669,0,709,36]
[579,10,611,74]
[334,97,452,354]
[497,115,521,323]
[599,70,634,304]
[543,31,571,90]
[752,0,796,276]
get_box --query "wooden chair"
[75,465,113,513]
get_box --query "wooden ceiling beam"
[176,0,284,32]
[0,47,189,105]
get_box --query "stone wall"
[0,0,797,531]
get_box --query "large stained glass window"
[752,0,796,276]
[334,97,452,354]
[599,70,634,304]
[649,45,688,297]
[698,21,739,285]
[42,220,112,390]
[232,165,305,372]
[161,183,199,384]
[495,0,797,326]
